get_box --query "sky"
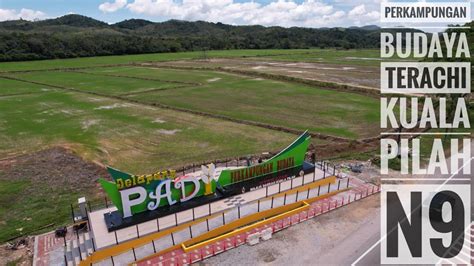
[0,0,383,27]
[0,0,471,28]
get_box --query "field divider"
[0,91,45,98]
[68,69,201,86]
[0,63,134,74]
[116,85,193,97]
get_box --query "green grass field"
[8,66,380,139]
[120,67,380,138]
[0,179,83,243]
[0,80,297,172]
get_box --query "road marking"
[351,158,473,266]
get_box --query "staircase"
[64,231,94,266]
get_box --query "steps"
[64,231,95,266]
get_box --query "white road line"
[351,158,473,266]
[351,234,386,266]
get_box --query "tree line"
[0,14,428,62]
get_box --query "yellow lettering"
[146,175,154,185]
[116,179,124,189]
[170,170,176,179]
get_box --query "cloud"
[0,8,46,21]
[99,0,381,27]
[348,4,379,25]
[348,4,367,17]
[99,0,128,13]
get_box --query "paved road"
[350,141,473,265]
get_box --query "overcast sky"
[0,0,471,28]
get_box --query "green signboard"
[99,131,311,218]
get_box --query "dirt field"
[151,58,380,90]
[0,146,107,188]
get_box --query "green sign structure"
[99,131,311,218]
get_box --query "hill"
[113,18,154,30]
[0,14,412,61]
